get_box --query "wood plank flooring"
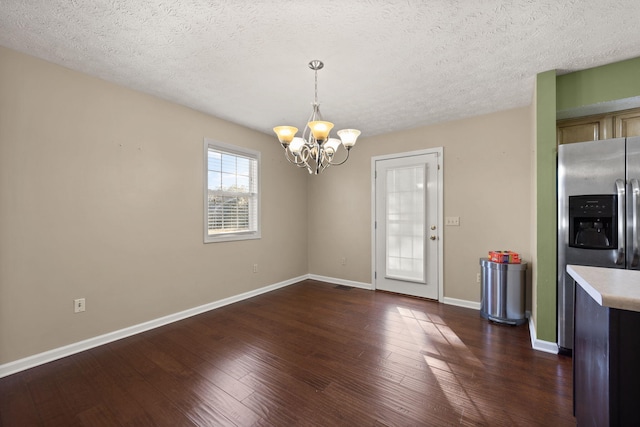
[0,280,575,426]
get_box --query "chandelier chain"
[314,67,318,105]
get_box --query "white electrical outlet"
[74,298,86,313]
[477,273,481,283]
[341,257,347,265]
[253,264,258,273]
[445,216,460,226]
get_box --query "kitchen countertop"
[567,265,640,312]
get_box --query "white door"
[372,149,442,300]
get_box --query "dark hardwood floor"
[0,280,574,426]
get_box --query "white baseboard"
[0,275,307,379]
[1,275,558,377]
[528,316,559,354]
[442,297,481,310]
[308,274,373,290]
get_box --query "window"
[204,139,260,243]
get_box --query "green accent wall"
[535,70,557,342]
[534,56,640,345]
[557,57,640,110]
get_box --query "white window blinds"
[204,140,260,242]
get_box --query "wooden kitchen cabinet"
[557,115,611,144]
[574,281,640,425]
[557,107,640,145]
[614,109,640,138]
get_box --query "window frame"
[203,138,261,243]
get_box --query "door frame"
[371,147,444,301]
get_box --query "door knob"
[430,235,437,240]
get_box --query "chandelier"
[273,60,361,175]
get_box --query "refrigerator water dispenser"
[568,195,617,250]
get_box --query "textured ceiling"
[2,1,640,137]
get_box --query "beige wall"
[308,107,534,303]
[0,45,534,367]
[0,47,308,364]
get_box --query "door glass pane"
[385,165,425,282]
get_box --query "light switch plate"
[445,216,460,226]
[74,298,86,313]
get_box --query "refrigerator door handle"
[616,179,626,265]
[631,179,640,267]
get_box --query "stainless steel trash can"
[479,258,527,325]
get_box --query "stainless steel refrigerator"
[557,136,640,353]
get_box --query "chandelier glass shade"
[273,60,361,175]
